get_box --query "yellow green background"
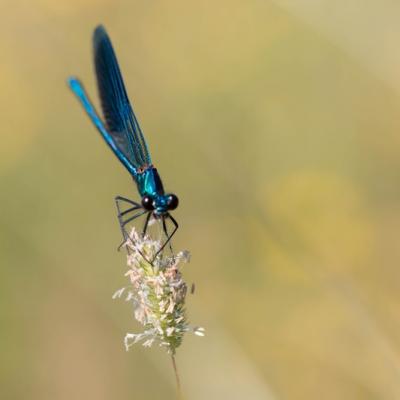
[2,1,400,399]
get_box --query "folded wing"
[93,25,152,170]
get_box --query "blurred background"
[2,1,400,399]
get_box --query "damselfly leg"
[115,196,146,250]
[142,211,152,238]
[152,214,179,261]
[115,196,158,252]
[162,216,174,255]
[115,196,179,263]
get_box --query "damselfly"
[68,25,179,256]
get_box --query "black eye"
[167,194,179,210]
[141,195,154,210]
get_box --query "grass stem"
[171,354,183,399]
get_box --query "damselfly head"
[142,193,179,214]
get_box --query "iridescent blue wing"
[93,25,151,170]
[67,77,138,177]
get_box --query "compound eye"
[141,195,154,211]
[167,194,179,210]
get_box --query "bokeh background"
[2,1,400,399]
